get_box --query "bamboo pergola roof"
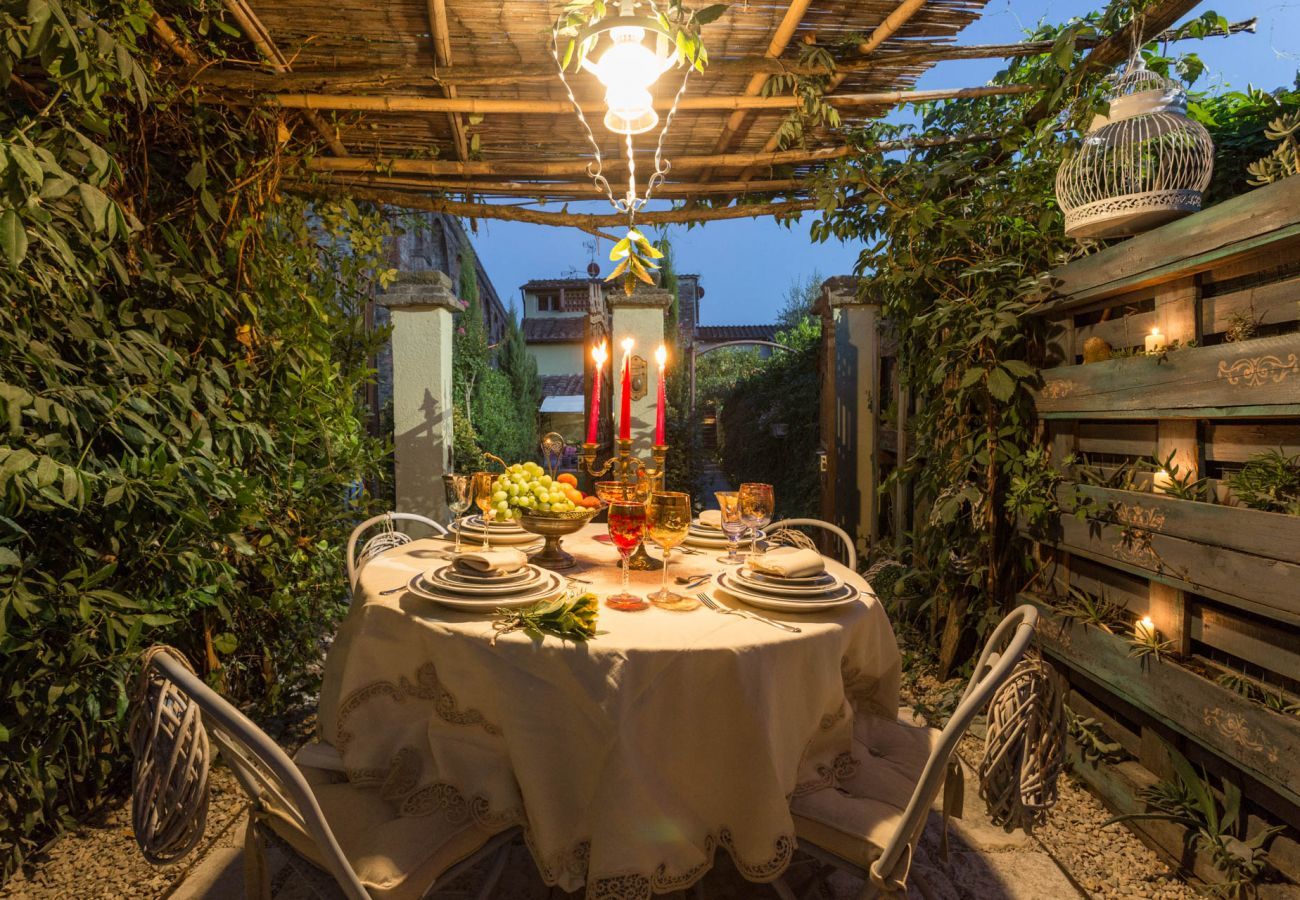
[177,0,1236,225]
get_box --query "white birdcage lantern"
[1056,59,1214,240]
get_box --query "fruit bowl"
[517,507,603,570]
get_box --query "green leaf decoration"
[694,3,728,25]
[0,209,28,266]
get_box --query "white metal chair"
[777,605,1039,898]
[130,647,517,900]
[346,512,447,594]
[768,518,858,571]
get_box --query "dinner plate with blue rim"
[714,571,858,613]
[406,569,564,610]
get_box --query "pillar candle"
[1152,469,1174,494]
[587,341,607,445]
[618,337,633,441]
[1144,328,1163,353]
[1134,616,1157,644]
[654,344,667,445]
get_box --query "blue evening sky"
[469,1,1300,326]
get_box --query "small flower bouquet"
[492,592,602,644]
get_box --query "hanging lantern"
[552,0,715,294]
[1056,59,1214,240]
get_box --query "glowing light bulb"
[587,26,670,135]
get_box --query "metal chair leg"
[473,844,512,900]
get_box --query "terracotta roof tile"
[695,324,779,344]
[522,317,585,342]
[541,374,584,397]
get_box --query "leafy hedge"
[716,318,821,519]
[0,0,390,876]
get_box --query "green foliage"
[0,0,390,875]
[716,319,820,520]
[1228,450,1300,515]
[775,270,823,330]
[496,310,543,457]
[1188,86,1300,201]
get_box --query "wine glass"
[738,482,774,562]
[594,480,649,543]
[714,490,746,564]
[606,500,648,611]
[646,491,698,611]
[471,471,496,550]
[443,474,472,553]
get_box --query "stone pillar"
[378,271,461,526]
[822,277,880,556]
[607,287,671,459]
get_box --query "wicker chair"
[346,512,447,595]
[768,518,857,571]
[773,605,1039,899]
[130,646,517,900]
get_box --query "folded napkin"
[748,547,825,579]
[453,548,528,576]
[695,510,723,530]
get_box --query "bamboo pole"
[304,173,806,196]
[285,179,822,227]
[181,19,1253,91]
[220,0,348,156]
[426,0,468,161]
[235,83,1038,115]
[297,130,999,178]
[148,13,200,66]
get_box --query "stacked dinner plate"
[714,565,859,613]
[405,560,564,610]
[449,514,542,547]
[682,519,766,550]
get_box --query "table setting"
[318,346,902,898]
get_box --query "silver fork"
[696,593,801,633]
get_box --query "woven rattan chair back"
[768,518,858,571]
[345,512,447,594]
[133,647,370,900]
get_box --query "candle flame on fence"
[654,344,667,368]
[592,340,608,365]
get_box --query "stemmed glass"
[715,490,747,564]
[646,491,698,611]
[471,471,496,550]
[442,474,472,553]
[738,482,774,563]
[594,480,649,544]
[606,500,648,611]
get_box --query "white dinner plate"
[438,564,534,586]
[462,514,525,532]
[734,567,841,596]
[683,529,765,549]
[423,566,545,596]
[714,571,859,612]
[740,566,835,586]
[449,520,541,546]
[406,570,564,610]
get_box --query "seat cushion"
[790,712,941,871]
[262,778,507,900]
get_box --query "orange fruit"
[557,473,578,487]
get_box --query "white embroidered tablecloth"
[319,526,901,898]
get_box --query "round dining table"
[318,524,901,899]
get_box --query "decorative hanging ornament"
[1056,58,1214,240]
[553,0,717,293]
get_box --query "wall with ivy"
[0,0,391,875]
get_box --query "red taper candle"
[654,344,667,445]
[587,341,607,444]
[618,337,633,440]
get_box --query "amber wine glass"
[714,490,747,564]
[646,491,697,611]
[607,500,648,611]
[739,482,774,562]
[471,471,495,550]
[443,473,472,553]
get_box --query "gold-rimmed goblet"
[606,500,649,611]
[646,491,698,611]
[738,482,774,562]
[471,471,496,550]
[443,473,472,553]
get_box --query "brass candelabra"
[580,438,668,570]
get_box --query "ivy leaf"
[694,3,728,25]
[986,366,1016,402]
[0,209,29,266]
[78,183,111,232]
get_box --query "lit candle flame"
[621,337,634,354]
[654,344,667,368]
[592,340,608,365]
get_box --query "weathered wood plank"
[1063,484,1300,565]
[1193,606,1300,682]
[1032,178,1300,313]
[1203,274,1300,337]
[1076,421,1157,458]
[1204,421,1300,463]
[1029,596,1300,811]
[1067,553,1150,615]
[1073,308,1155,357]
[1036,332,1300,418]
[1044,510,1300,625]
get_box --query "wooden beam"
[299,130,999,178]
[220,0,348,156]
[426,0,468,162]
[235,83,1038,114]
[304,173,805,196]
[285,180,822,227]
[182,19,1254,91]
